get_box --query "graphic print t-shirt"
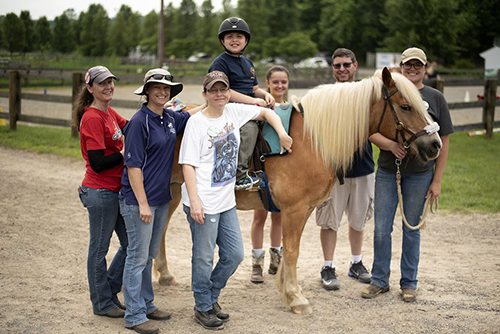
[179,103,261,214]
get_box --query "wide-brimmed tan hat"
[401,47,427,65]
[134,68,183,98]
[85,66,117,84]
[203,71,230,90]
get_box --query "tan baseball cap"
[203,71,230,90]
[401,47,427,65]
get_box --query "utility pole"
[158,0,165,67]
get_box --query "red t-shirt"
[80,106,127,192]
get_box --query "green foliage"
[108,5,141,57]
[382,0,465,62]
[278,32,318,61]
[79,4,109,56]
[2,13,26,54]
[34,16,52,51]
[53,13,74,53]
[20,11,34,53]
[139,10,159,55]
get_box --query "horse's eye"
[400,105,412,112]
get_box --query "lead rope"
[395,159,438,230]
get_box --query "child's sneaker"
[235,174,262,191]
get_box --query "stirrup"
[235,171,262,191]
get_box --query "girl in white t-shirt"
[179,71,292,330]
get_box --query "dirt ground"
[0,145,499,334]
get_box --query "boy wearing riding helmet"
[209,17,275,191]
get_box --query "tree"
[79,4,109,56]
[53,13,75,53]
[297,0,322,45]
[20,11,34,53]
[198,0,219,55]
[139,10,158,54]
[278,32,318,61]
[108,5,141,56]
[34,16,52,51]
[1,13,25,54]
[381,0,466,65]
[267,0,298,39]
[319,0,387,61]
[237,0,269,58]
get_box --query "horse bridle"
[377,86,431,150]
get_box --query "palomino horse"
[154,68,442,314]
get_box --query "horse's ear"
[382,67,394,88]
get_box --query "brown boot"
[126,320,159,334]
[251,250,264,283]
[268,247,282,275]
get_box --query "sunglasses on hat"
[147,74,174,82]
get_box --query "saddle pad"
[262,103,293,156]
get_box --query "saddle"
[248,103,294,212]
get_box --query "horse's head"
[371,67,442,162]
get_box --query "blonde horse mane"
[291,71,430,172]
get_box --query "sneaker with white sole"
[320,266,340,290]
[348,260,371,283]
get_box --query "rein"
[395,159,438,230]
[379,85,439,230]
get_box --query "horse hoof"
[291,305,312,315]
[158,276,178,286]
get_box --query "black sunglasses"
[333,62,353,69]
[147,74,174,82]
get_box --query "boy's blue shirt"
[209,53,258,97]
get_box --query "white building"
[479,46,500,77]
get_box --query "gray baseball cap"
[85,66,117,84]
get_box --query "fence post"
[483,78,497,139]
[71,72,83,138]
[9,70,21,131]
[435,78,445,94]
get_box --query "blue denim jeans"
[371,168,433,290]
[79,185,128,315]
[119,199,169,328]
[184,205,244,312]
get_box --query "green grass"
[0,124,499,213]
[0,124,81,160]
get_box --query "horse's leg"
[277,206,313,314]
[153,183,181,286]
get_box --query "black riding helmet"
[218,17,251,55]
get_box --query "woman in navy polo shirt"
[119,68,203,334]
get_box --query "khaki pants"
[237,121,259,180]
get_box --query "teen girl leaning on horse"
[119,68,204,334]
[250,65,289,283]
[75,66,128,319]
[362,47,454,303]
[179,71,292,330]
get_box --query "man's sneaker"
[212,302,230,322]
[235,175,262,191]
[348,260,371,283]
[194,309,224,330]
[320,266,340,290]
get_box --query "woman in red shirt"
[74,66,128,318]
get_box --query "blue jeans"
[371,168,433,290]
[79,185,128,315]
[184,205,244,312]
[119,200,170,327]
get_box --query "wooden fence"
[0,70,499,138]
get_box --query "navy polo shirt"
[345,141,375,178]
[209,53,258,96]
[120,104,190,206]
